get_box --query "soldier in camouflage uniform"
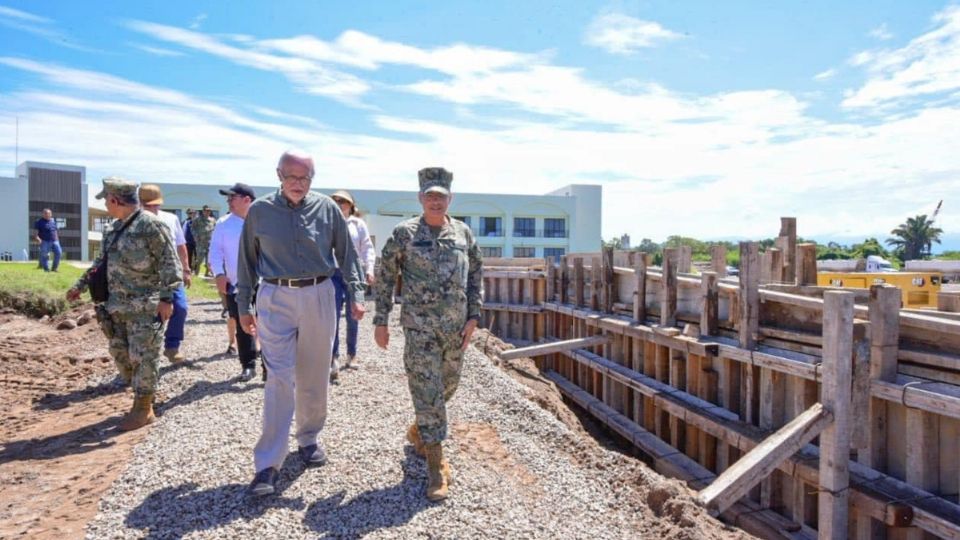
[190,205,216,275]
[67,177,183,431]
[373,167,483,502]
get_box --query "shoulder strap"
[103,210,142,255]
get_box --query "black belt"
[263,275,328,288]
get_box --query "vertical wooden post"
[738,242,760,349]
[574,257,585,308]
[643,340,657,433]
[678,245,692,274]
[545,256,556,302]
[711,245,727,277]
[602,246,615,313]
[759,367,786,509]
[819,291,854,540]
[739,242,760,427]
[769,248,783,284]
[796,243,817,286]
[661,248,679,327]
[559,255,568,304]
[634,252,648,324]
[632,337,643,423]
[780,217,797,284]
[590,257,601,311]
[700,271,719,336]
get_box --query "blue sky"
[1,1,958,250]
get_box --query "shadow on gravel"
[154,376,261,417]
[124,454,308,540]
[303,447,432,539]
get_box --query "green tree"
[851,237,888,259]
[885,214,943,261]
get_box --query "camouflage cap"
[95,176,139,202]
[418,167,452,195]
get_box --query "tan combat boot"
[164,348,185,364]
[406,423,425,456]
[119,394,156,431]
[424,443,449,502]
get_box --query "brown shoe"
[163,348,185,364]
[425,443,449,501]
[119,394,156,431]
[406,423,425,457]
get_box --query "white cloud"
[132,44,185,57]
[583,13,682,55]
[0,5,50,23]
[125,21,371,102]
[814,68,837,81]
[188,13,207,30]
[844,6,960,108]
[869,23,894,41]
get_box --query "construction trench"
[480,217,960,540]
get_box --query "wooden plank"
[634,253,647,324]
[662,247,679,327]
[904,408,940,540]
[678,245,693,274]
[500,335,611,361]
[796,243,817,286]
[590,256,601,312]
[574,257,585,308]
[699,403,832,515]
[759,366,786,509]
[482,302,544,313]
[819,290,854,540]
[545,257,556,302]
[603,246,615,313]
[711,245,727,277]
[780,217,797,284]
[701,271,719,336]
[871,284,902,382]
[739,241,760,349]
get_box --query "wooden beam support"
[819,291,854,540]
[500,335,613,361]
[661,247,679,327]
[633,252,647,324]
[739,241,760,349]
[700,271,719,336]
[711,245,727,277]
[780,217,797,284]
[699,403,833,515]
[796,243,817,286]
[574,257,585,308]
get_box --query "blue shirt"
[35,218,58,242]
[183,219,195,244]
[236,190,364,316]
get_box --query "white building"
[0,161,89,262]
[153,182,602,259]
[0,158,602,261]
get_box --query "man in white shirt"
[208,182,258,381]
[139,185,192,363]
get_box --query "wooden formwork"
[480,240,960,540]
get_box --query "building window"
[55,217,68,229]
[544,247,566,259]
[453,216,471,227]
[481,246,502,258]
[479,217,503,237]
[544,218,567,238]
[514,246,535,258]
[513,217,535,237]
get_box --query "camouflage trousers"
[97,306,165,397]
[193,239,210,274]
[403,327,464,445]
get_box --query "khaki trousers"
[253,279,336,472]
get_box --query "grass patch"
[0,262,85,317]
[187,276,223,302]
[0,262,222,316]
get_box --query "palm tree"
[885,214,943,261]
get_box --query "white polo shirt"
[208,213,244,286]
[156,209,186,247]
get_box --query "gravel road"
[85,299,744,539]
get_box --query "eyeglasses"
[281,174,312,184]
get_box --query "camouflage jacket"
[74,210,183,315]
[190,215,216,242]
[374,215,482,332]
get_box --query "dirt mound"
[0,305,147,539]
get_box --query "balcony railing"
[474,228,505,238]
[510,228,569,238]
